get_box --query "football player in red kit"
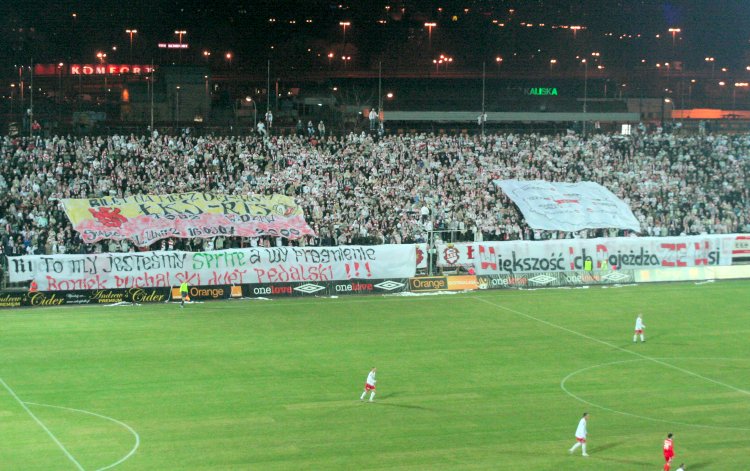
[663,433,674,471]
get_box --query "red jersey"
[663,438,674,457]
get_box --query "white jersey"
[366,371,376,386]
[575,418,587,439]
[635,316,645,330]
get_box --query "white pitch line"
[474,296,750,397]
[0,378,85,470]
[560,358,750,431]
[23,402,140,471]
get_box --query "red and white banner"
[60,192,315,246]
[496,180,641,232]
[416,243,428,270]
[733,235,750,263]
[437,235,743,275]
[8,245,417,291]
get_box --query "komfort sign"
[32,64,155,76]
[71,64,155,75]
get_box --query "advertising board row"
[0,279,411,308]
[407,271,636,292]
[0,269,634,308]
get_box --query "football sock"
[641,334,645,341]
[633,335,637,342]
[581,444,587,455]
[360,391,366,400]
[569,442,581,452]
[369,392,375,401]
[664,464,670,471]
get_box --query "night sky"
[2,1,749,74]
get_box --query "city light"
[340,21,351,56]
[668,27,681,46]
[425,22,437,48]
[125,29,137,61]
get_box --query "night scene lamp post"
[125,29,137,62]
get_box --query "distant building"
[122,66,210,125]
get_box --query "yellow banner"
[60,192,314,245]
[62,192,303,225]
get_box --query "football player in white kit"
[569,412,589,456]
[634,314,646,343]
[360,367,376,402]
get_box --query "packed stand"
[0,131,748,263]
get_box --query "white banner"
[9,245,416,291]
[436,235,740,275]
[416,243,428,270]
[496,180,641,232]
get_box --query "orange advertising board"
[446,275,479,291]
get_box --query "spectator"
[318,121,326,138]
[369,108,378,131]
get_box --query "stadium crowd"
[0,130,748,261]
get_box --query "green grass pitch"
[1,280,749,470]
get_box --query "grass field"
[1,280,749,470]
